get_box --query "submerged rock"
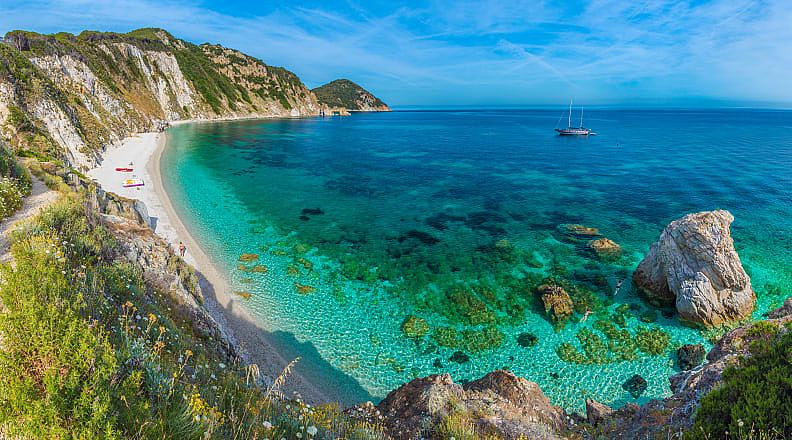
[622,374,648,398]
[632,210,755,327]
[559,223,601,241]
[517,332,539,347]
[294,283,316,295]
[449,351,470,364]
[588,237,622,260]
[639,309,658,323]
[234,291,252,300]
[250,264,267,273]
[398,229,440,245]
[401,315,429,339]
[301,207,324,215]
[238,253,259,262]
[677,344,706,371]
[537,284,574,326]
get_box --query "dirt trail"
[0,177,59,262]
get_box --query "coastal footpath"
[0,27,789,439]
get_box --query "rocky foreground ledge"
[347,301,792,440]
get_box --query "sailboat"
[555,99,595,136]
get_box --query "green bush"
[686,328,792,439]
[0,177,27,218]
[0,145,32,219]
[0,235,119,438]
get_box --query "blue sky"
[1,0,791,107]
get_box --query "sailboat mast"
[568,98,572,128]
[580,106,583,128]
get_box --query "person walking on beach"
[178,241,186,257]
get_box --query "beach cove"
[90,109,792,413]
[88,122,375,406]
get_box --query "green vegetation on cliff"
[0,27,319,164]
[0,142,30,218]
[687,321,792,440]
[312,79,388,110]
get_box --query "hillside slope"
[312,79,390,112]
[0,28,322,168]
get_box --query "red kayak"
[115,167,134,172]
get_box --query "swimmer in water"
[580,307,592,323]
[614,279,624,296]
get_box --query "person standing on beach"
[179,241,186,257]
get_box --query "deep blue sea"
[160,109,792,412]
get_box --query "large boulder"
[376,370,569,439]
[633,210,755,327]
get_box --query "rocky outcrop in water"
[633,210,755,327]
[588,237,622,260]
[537,283,574,326]
[374,370,570,439]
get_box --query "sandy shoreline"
[89,124,345,405]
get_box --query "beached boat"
[115,167,134,172]
[555,99,595,136]
[122,178,144,188]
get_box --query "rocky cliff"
[312,78,390,112]
[0,28,323,168]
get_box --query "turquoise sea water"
[160,109,792,413]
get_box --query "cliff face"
[312,78,390,112]
[0,28,322,168]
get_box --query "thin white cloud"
[0,0,790,106]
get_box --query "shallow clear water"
[160,109,792,412]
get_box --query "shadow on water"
[196,270,376,407]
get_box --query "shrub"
[745,321,779,339]
[0,144,32,219]
[0,177,26,218]
[687,329,792,439]
[0,235,119,438]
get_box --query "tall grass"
[0,194,387,439]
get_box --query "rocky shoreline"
[85,176,789,438]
